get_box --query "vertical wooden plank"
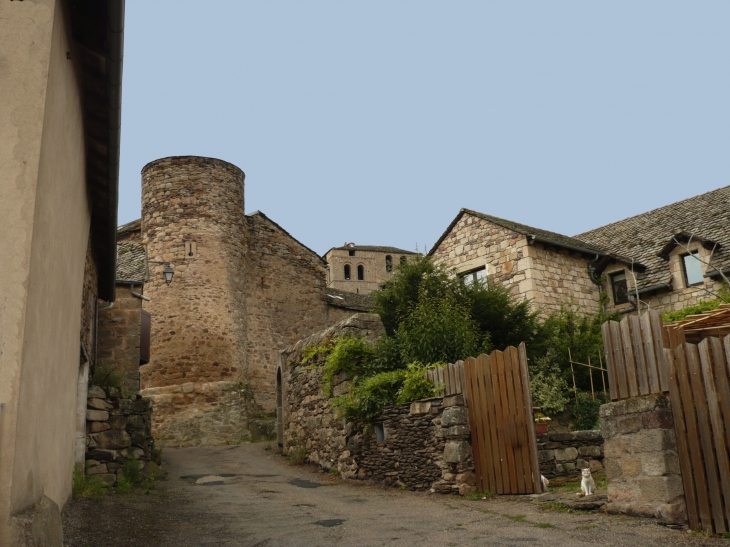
[502,348,526,494]
[455,361,464,395]
[698,339,730,530]
[666,347,700,531]
[677,344,717,532]
[479,353,502,494]
[509,346,533,493]
[610,321,630,399]
[464,358,486,493]
[650,311,671,392]
[449,363,457,395]
[640,312,660,394]
[602,322,619,401]
[494,350,518,494]
[443,364,451,396]
[709,338,730,453]
[458,361,467,401]
[487,351,508,494]
[519,343,542,492]
[620,317,640,396]
[630,314,650,395]
[437,367,444,395]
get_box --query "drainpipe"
[587,255,607,313]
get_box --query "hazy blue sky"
[119,2,730,255]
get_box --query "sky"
[119,1,730,255]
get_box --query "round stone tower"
[140,156,250,445]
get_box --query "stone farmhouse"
[429,185,730,316]
[325,244,416,294]
[0,1,125,544]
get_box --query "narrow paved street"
[64,444,707,547]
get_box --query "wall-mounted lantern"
[149,261,175,286]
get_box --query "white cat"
[541,475,550,491]
[578,468,596,497]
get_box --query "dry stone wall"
[537,431,604,478]
[97,286,143,390]
[430,212,600,314]
[84,385,153,487]
[281,314,477,495]
[600,395,686,524]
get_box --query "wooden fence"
[665,336,730,534]
[601,310,670,401]
[424,361,466,399]
[463,344,541,495]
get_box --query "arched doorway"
[276,367,284,449]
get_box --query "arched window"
[344,264,351,280]
[400,256,407,265]
[357,265,365,280]
[385,255,393,272]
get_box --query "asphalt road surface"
[63,444,709,547]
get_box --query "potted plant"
[534,413,551,434]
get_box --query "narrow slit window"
[683,252,704,286]
[344,264,351,280]
[357,265,365,280]
[385,255,393,272]
[610,271,629,305]
[374,423,386,442]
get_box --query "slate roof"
[575,186,730,291]
[428,208,606,258]
[117,218,141,237]
[327,245,417,256]
[116,242,148,282]
[323,287,376,312]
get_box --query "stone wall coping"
[538,430,603,442]
[141,380,238,396]
[600,394,670,418]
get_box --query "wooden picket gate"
[664,337,730,534]
[463,343,541,495]
[601,310,670,401]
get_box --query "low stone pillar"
[600,394,686,524]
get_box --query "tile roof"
[327,245,417,256]
[428,208,606,258]
[117,218,141,237]
[575,186,730,291]
[116,242,148,282]
[323,287,376,312]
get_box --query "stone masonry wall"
[600,395,686,524]
[80,238,99,364]
[244,212,353,412]
[84,385,153,487]
[140,156,251,445]
[537,431,604,479]
[281,314,477,495]
[97,285,143,390]
[431,212,600,314]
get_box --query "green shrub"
[123,456,142,484]
[321,336,375,395]
[333,370,406,423]
[115,475,133,494]
[301,339,335,364]
[397,362,442,403]
[287,446,307,465]
[92,362,124,388]
[570,391,608,431]
[663,299,720,323]
[369,334,403,373]
[529,351,570,416]
[396,292,479,365]
[73,467,107,499]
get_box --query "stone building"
[325,244,416,294]
[429,186,730,316]
[126,156,361,446]
[0,1,124,544]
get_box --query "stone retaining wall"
[537,430,604,478]
[600,394,686,524]
[84,385,154,486]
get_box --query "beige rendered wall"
[431,213,600,314]
[0,0,91,541]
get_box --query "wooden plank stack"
[462,343,541,495]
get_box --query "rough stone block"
[444,441,471,463]
[640,452,680,476]
[608,482,640,503]
[96,429,132,450]
[442,394,464,407]
[126,414,145,430]
[459,483,477,497]
[86,409,109,422]
[600,416,618,439]
[99,474,117,487]
[642,409,674,431]
[87,463,108,475]
[409,401,432,415]
[456,471,476,486]
[603,437,630,458]
[618,415,643,435]
[554,447,578,461]
[604,458,622,480]
[631,429,675,453]
[87,385,106,399]
[446,425,470,437]
[656,501,688,525]
[589,459,604,472]
[621,456,642,477]
[89,422,110,433]
[638,476,684,503]
[441,407,469,427]
[108,415,126,430]
[578,445,603,457]
[538,450,555,463]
